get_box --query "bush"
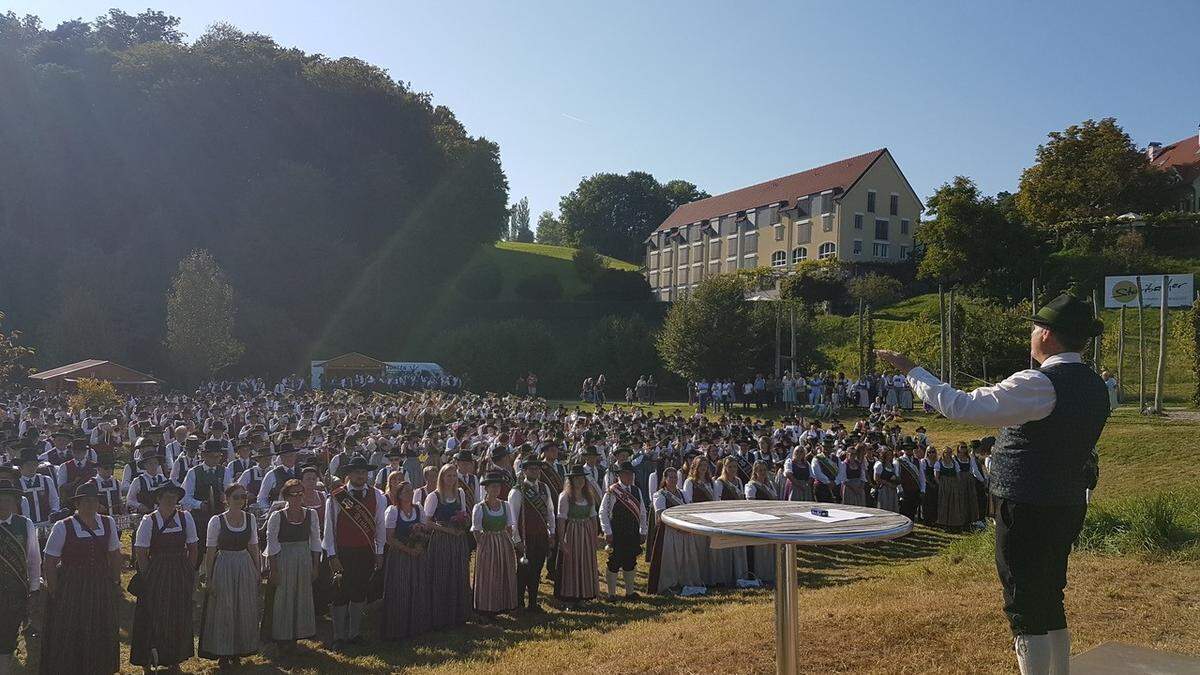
[68,377,124,413]
[455,262,504,301]
[780,259,848,310]
[572,246,604,284]
[514,272,564,302]
[847,272,903,308]
[586,269,652,302]
[434,319,558,393]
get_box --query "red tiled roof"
[1151,134,1200,183]
[653,148,888,234]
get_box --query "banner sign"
[1104,274,1194,308]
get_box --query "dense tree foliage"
[557,172,708,262]
[1016,118,1178,226]
[657,275,773,380]
[846,272,903,309]
[165,250,244,384]
[916,177,1044,300]
[507,197,533,242]
[0,311,35,385]
[0,10,508,379]
[779,260,849,309]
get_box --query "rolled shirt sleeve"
[906,366,1056,427]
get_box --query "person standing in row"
[554,466,599,603]
[421,464,472,630]
[471,471,518,615]
[599,460,646,600]
[324,456,385,650]
[0,478,40,675]
[40,482,122,675]
[263,479,322,649]
[198,483,261,667]
[130,482,198,672]
[380,480,430,641]
[878,293,1111,675]
[508,458,555,612]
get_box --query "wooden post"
[774,304,781,379]
[1136,275,1145,412]
[939,285,947,379]
[1154,275,1168,413]
[789,302,797,375]
[948,288,956,389]
[857,298,865,376]
[1117,305,1125,403]
[1031,278,1038,369]
[1093,288,1101,371]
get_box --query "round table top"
[660,500,912,547]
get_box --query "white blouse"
[470,500,516,532]
[422,488,466,521]
[264,508,322,556]
[384,504,424,528]
[134,510,199,547]
[205,512,259,548]
[44,514,121,557]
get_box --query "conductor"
[876,293,1110,675]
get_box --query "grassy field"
[461,242,642,301]
[13,404,1197,673]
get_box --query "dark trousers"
[994,498,1086,636]
[899,491,921,521]
[606,533,641,572]
[814,481,838,503]
[331,546,375,606]
[0,588,26,655]
[518,547,548,606]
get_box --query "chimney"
[1146,142,1162,161]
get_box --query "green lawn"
[494,241,640,271]
[461,242,642,301]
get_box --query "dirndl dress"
[875,467,900,513]
[936,462,977,528]
[647,490,707,594]
[554,497,599,601]
[473,501,518,613]
[265,509,317,642]
[199,513,260,659]
[841,463,867,506]
[425,492,472,629]
[380,507,432,640]
[40,515,120,675]
[130,510,196,667]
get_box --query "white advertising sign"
[1104,274,1194,308]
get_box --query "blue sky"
[11,0,1200,224]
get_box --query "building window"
[794,197,810,219]
[867,190,876,213]
[875,219,889,241]
[818,242,836,259]
[899,245,910,261]
[792,246,807,264]
[771,250,787,267]
[743,232,757,250]
[853,240,862,255]
[679,247,689,264]
[741,252,757,270]
[854,213,863,229]
[900,218,910,235]
[774,223,783,241]
[822,214,833,232]
[890,194,899,216]
[710,239,721,258]
[741,212,757,231]
[873,242,889,258]
[820,193,834,215]
[795,221,812,244]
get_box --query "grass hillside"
[466,242,641,300]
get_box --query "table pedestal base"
[774,542,798,675]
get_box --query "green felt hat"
[1030,293,1103,339]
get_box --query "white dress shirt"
[507,481,555,539]
[907,353,1081,427]
[598,483,648,536]
[322,485,387,556]
[264,508,322,556]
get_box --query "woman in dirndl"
[471,471,518,614]
[935,444,980,530]
[839,451,868,506]
[40,482,122,675]
[298,464,331,616]
[743,461,778,584]
[421,464,472,629]
[647,467,706,594]
[710,458,749,585]
[554,466,599,602]
[263,479,322,648]
[199,483,261,666]
[380,479,432,640]
[130,481,198,671]
[873,447,900,513]
[784,446,814,501]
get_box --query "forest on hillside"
[0,10,508,380]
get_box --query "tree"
[557,172,708,262]
[847,272,903,309]
[585,269,653,302]
[513,272,563,302]
[0,311,35,385]
[455,262,503,301]
[657,274,771,380]
[165,250,244,384]
[507,196,533,242]
[917,176,1043,300]
[572,246,604,284]
[68,378,123,413]
[535,210,574,246]
[1016,118,1178,226]
[779,259,848,310]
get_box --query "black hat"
[51,430,73,440]
[336,455,378,477]
[298,462,322,478]
[454,450,475,463]
[16,446,40,465]
[914,426,927,433]
[273,442,298,456]
[612,446,632,457]
[1030,293,1103,339]
[490,445,511,460]
[564,464,587,478]
[184,435,201,448]
[96,451,117,468]
[520,457,546,470]
[152,481,185,501]
[580,446,600,457]
[202,439,225,455]
[70,437,89,452]
[899,436,917,450]
[70,481,101,503]
[615,460,636,474]
[135,448,162,467]
[480,470,510,486]
[384,447,403,459]
[0,478,22,497]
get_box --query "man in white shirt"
[323,456,385,649]
[598,460,647,599]
[877,293,1110,675]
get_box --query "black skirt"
[130,553,196,667]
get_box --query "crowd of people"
[0,383,988,673]
[690,371,915,417]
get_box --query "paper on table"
[692,510,780,524]
[792,508,872,523]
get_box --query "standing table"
[660,500,912,675]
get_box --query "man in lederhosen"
[16,445,59,532]
[0,477,40,673]
[598,460,647,600]
[257,442,299,510]
[535,442,564,577]
[90,450,125,524]
[509,457,555,612]
[323,455,385,650]
[879,293,1110,675]
[895,437,924,521]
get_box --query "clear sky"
[10,0,1200,224]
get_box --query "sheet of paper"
[792,508,872,524]
[692,510,780,524]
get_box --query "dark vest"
[990,361,1110,505]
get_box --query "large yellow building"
[644,148,922,301]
